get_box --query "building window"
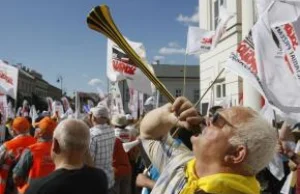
[201,102,209,115]
[215,82,226,99]
[194,90,200,103]
[213,0,226,29]
[214,0,219,29]
[175,89,182,97]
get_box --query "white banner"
[107,38,152,95]
[211,6,235,49]
[109,82,124,116]
[272,16,300,86]
[186,7,234,55]
[186,27,215,55]
[128,88,138,119]
[226,6,300,122]
[139,92,144,117]
[0,60,19,99]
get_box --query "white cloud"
[168,42,180,48]
[176,6,199,25]
[88,78,103,86]
[159,47,185,55]
[153,56,165,61]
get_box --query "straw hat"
[111,114,128,127]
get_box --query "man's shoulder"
[26,167,108,194]
[90,125,114,138]
[84,166,107,178]
[25,170,59,194]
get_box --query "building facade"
[12,65,62,107]
[198,0,257,114]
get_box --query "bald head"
[53,119,90,152]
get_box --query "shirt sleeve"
[141,134,192,173]
[13,149,33,179]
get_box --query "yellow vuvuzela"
[86,5,175,103]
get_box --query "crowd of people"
[0,96,298,194]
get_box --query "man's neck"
[195,160,236,178]
[55,154,84,170]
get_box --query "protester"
[13,117,57,194]
[25,119,108,194]
[140,97,277,194]
[0,117,36,194]
[112,114,130,143]
[89,105,115,193]
[112,137,132,194]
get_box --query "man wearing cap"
[0,117,36,194]
[13,117,57,194]
[89,105,115,193]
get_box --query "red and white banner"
[0,60,19,99]
[226,5,300,122]
[186,7,234,55]
[107,38,152,95]
[272,16,300,86]
[186,27,215,55]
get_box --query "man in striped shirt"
[89,105,115,193]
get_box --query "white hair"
[53,119,90,152]
[228,113,277,175]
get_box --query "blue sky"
[0,0,199,96]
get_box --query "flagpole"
[273,110,280,138]
[194,68,225,108]
[183,54,187,97]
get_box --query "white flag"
[186,7,234,55]
[109,82,124,116]
[186,27,215,55]
[0,60,19,99]
[226,5,300,122]
[211,7,235,49]
[107,38,152,95]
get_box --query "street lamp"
[56,75,63,97]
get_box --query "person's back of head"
[34,116,57,140]
[11,117,30,136]
[89,105,109,126]
[52,119,90,165]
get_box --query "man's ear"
[224,145,247,164]
[53,138,61,154]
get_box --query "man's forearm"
[140,103,177,140]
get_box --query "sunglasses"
[207,112,236,129]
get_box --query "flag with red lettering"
[271,13,300,87]
[186,7,234,55]
[0,60,19,99]
[107,38,153,95]
[226,3,300,122]
[186,27,215,55]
